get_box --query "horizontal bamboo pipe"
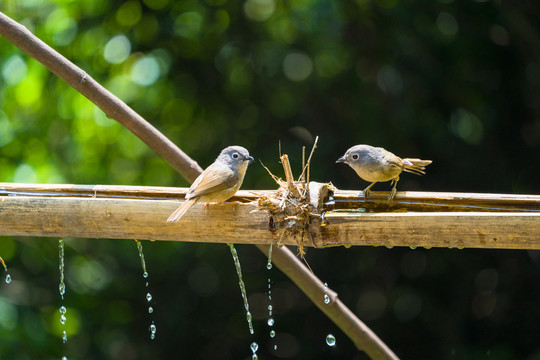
[1,183,539,249]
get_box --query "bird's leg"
[361,182,376,199]
[388,177,399,202]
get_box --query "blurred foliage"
[1,0,540,359]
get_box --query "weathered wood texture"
[1,183,540,249]
[0,183,272,244]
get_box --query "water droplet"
[252,355,258,360]
[326,334,336,346]
[266,262,273,270]
[149,322,157,340]
[324,294,330,304]
[143,271,148,278]
[409,245,417,250]
[270,330,276,338]
[5,274,11,284]
[146,293,152,302]
[62,356,68,360]
[250,342,259,353]
[274,345,277,350]
[148,307,153,314]
[267,317,274,326]
[60,306,66,314]
[62,330,67,344]
[60,314,66,325]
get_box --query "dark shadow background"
[1,0,540,359]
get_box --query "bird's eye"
[352,154,359,160]
[232,153,239,159]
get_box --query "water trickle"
[326,334,336,346]
[58,238,68,348]
[134,240,156,340]
[267,247,276,348]
[266,243,273,270]
[324,282,330,304]
[58,238,65,300]
[228,244,254,335]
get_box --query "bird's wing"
[187,163,238,199]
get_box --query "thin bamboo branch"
[0,12,395,359]
[0,11,202,183]
[257,244,399,359]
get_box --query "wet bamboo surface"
[0,183,539,249]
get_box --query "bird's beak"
[245,155,254,163]
[336,156,346,163]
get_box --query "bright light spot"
[2,55,27,85]
[131,56,160,86]
[0,111,14,146]
[283,52,313,81]
[104,35,131,64]
[174,12,204,39]
[0,298,17,330]
[46,10,78,46]
[116,0,142,27]
[436,12,459,36]
[13,164,38,183]
[244,0,275,22]
[450,108,483,144]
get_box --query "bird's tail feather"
[402,158,432,176]
[167,198,197,223]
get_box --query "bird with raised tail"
[167,146,254,223]
[336,144,432,202]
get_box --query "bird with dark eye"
[166,146,254,223]
[337,144,432,202]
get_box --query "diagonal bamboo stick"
[0,11,398,359]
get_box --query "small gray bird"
[336,144,432,201]
[167,146,254,223]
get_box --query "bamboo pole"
[1,183,540,249]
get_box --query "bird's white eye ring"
[232,153,239,159]
[352,154,359,160]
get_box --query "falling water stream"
[58,238,67,346]
[58,239,68,360]
[266,244,277,350]
[228,244,258,359]
[134,240,156,340]
[323,282,336,347]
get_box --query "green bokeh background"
[1,0,540,359]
